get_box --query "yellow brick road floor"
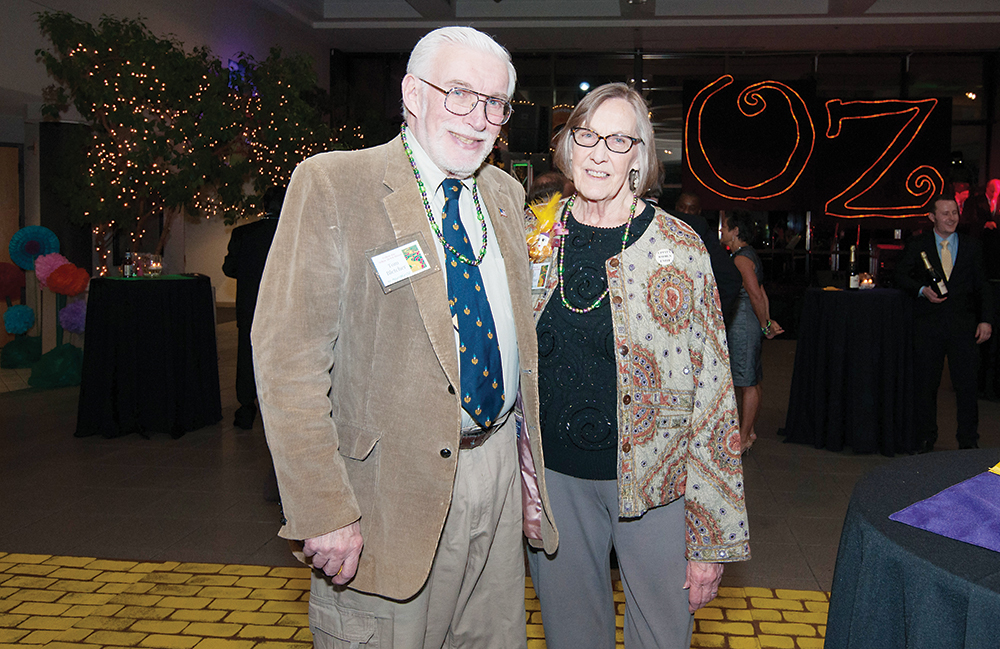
[2,553,827,648]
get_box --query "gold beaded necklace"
[556,193,640,314]
[401,125,489,266]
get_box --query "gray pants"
[309,422,526,649]
[527,469,693,649]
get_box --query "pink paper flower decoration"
[34,253,71,288]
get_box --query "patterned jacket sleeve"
[683,251,751,562]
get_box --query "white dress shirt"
[405,127,519,429]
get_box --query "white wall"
[2,0,329,106]
[185,213,239,306]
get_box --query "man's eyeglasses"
[420,78,513,126]
[571,127,643,154]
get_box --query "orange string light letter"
[824,98,943,219]
[685,75,815,201]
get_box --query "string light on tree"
[36,10,364,275]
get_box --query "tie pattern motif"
[940,240,953,280]
[441,179,504,427]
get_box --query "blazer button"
[440,448,452,458]
[448,384,456,395]
[612,295,623,305]
[622,395,632,405]
[619,345,629,356]
[609,258,620,268]
[622,441,632,453]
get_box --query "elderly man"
[252,26,557,649]
[896,194,993,452]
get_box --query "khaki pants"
[309,421,526,649]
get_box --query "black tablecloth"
[781,288,914,455]
[826,449,1000,649]
[75,275,222,438]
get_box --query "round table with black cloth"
[826,448,1000,649]
[75,275,222,438]
[780,288,914,455]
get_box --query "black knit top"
[537,202,655,480]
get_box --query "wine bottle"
[848,245,860,289]
[920,251,948,297]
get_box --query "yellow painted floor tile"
[0,553,829,648]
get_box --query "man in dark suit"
[222,187,284,430]
[895,194,993,452]
[666,191,742,319]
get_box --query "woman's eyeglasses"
[571,127,643,154]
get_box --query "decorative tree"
[35,12,342,273]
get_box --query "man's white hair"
[403,26,516,121]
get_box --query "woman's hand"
[763,320,784,339]
[685,561,724,613]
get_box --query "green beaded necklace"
[557,192,640,313]
[401,125,489,266]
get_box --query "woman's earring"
[629,169,639,193]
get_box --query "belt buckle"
[459,410,509,450]
[460,424,493,450]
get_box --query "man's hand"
[920,286,947,303]
[302,521,364,585]
[976,322,993,345]
[685,561,724,613]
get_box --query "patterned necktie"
[441,179,504,428]
[940,240,953,280]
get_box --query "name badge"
[366,232,440,293]
[655,248,675,266]
[531,262,550,290]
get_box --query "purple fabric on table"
[889,471,1000,553]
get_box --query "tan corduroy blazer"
[251,135,558,601]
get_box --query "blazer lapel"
[478,173,513,263]
[925,234,946,277]
[381,136,460,390]
[952,233,968,277]
[478,170,532,311]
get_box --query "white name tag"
[531,262,550,290]
[367,232,439,293]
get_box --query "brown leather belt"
[459,410,512,450]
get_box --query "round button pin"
[655,248,674,266]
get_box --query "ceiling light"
[966,92,977,100]
[579,82,591,92]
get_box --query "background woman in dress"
[720,211,784,452]
[527,82,750,649]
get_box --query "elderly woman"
[719,212,784,452]
[526,83,750,648]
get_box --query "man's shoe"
[234,405,256,430]
[958,441,980,450]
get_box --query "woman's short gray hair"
[553,83,658,197]
[404,26,516,120]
